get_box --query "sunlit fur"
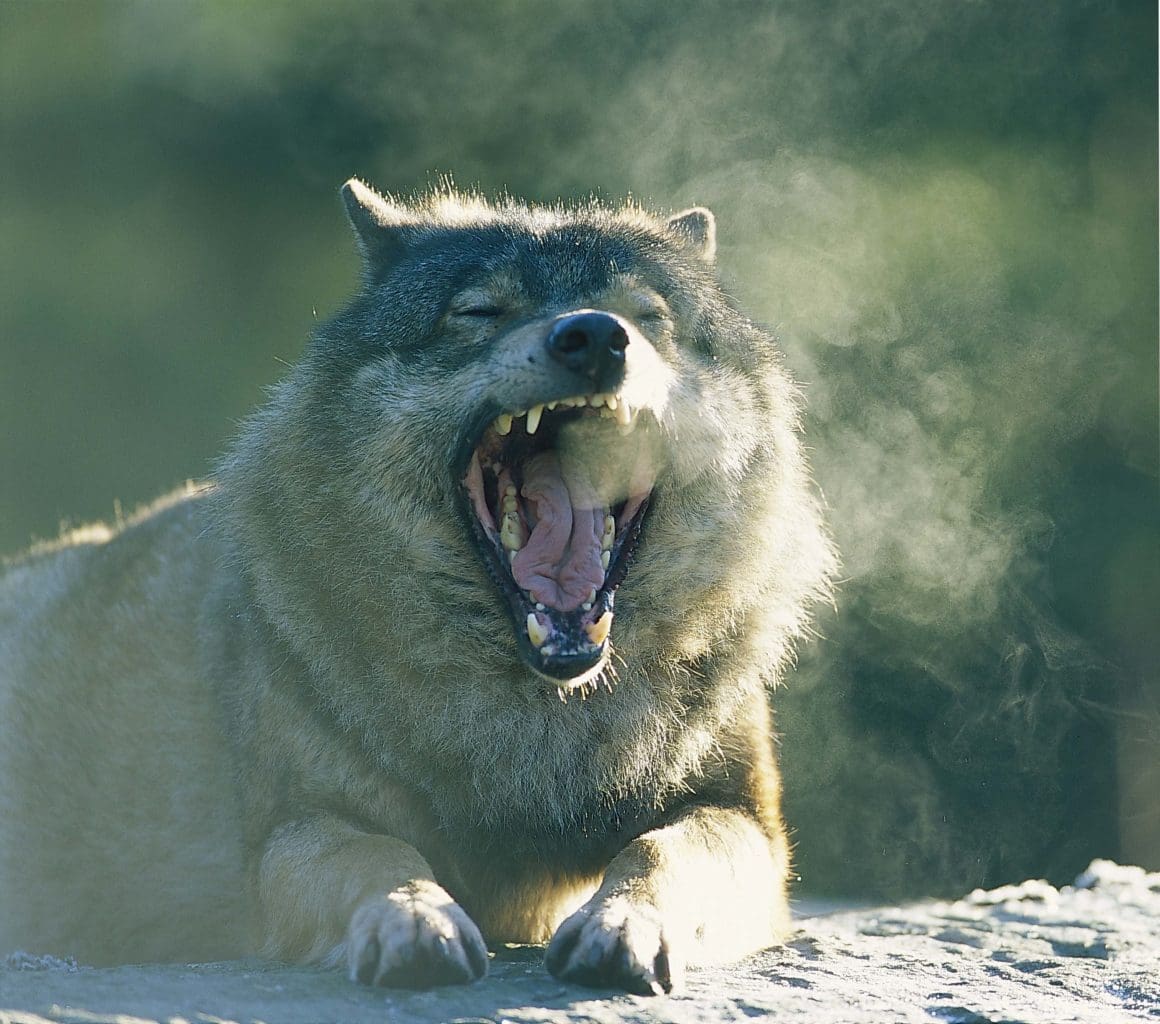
[0,185,835,990]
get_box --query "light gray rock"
[2,861,1156,1024]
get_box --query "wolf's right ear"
[341,178,415,268]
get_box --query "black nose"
[545,311,629,388]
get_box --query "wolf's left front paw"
[545,896,684,996]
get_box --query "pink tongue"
[511,452,606,611]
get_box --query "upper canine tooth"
[585,611,613,646]
[526,613,550,649]
[614,400,632,426]
[526,404,544,434]
[495,413,513,435]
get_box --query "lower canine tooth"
[614,401,632,426]
[527,614,550,648]
[585,611,613,646]
[500,514,522,551]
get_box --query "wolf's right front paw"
[346,880,489,988]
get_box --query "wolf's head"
[222,181,833,702]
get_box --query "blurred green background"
[1,0,1156,898]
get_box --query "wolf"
[0,180,835,995]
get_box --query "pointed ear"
[341,178,415,268]
[666,207,716,263]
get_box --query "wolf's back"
[0,490,252,964]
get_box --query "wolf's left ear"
[341,178,415,267]
[666,207,716,263]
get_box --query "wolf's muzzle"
[546,311,628,392]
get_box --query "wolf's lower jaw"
[532,652,612,699]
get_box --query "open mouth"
[461,392,654,686]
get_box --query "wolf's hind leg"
[545,806,789,995]
[259,814,488,987]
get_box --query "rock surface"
[2,861,1157,1024]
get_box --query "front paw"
[545,895,683,996]
[346,880,488,988]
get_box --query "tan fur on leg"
[546,806,789,993]
[259,815,487,985]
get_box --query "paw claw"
[351,934,381,986]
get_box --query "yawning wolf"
[0,180,835,995]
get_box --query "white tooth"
[547,401,559,411]
[588,587,598,603]
[526,614,550,649]
[602,516,615,551]
[585,611,613,646]
[601,550,611,571]
[504,484,517,498]
[581,601,593,611]
[535,602,545,611]
[508,550,518,564]
[526,404,544,434]
[614,400,632,426]
[604,394,618,410]
[503,496,518,514]
[495,413,513,435]
[573,396,589,407]
[590,394,606,408]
